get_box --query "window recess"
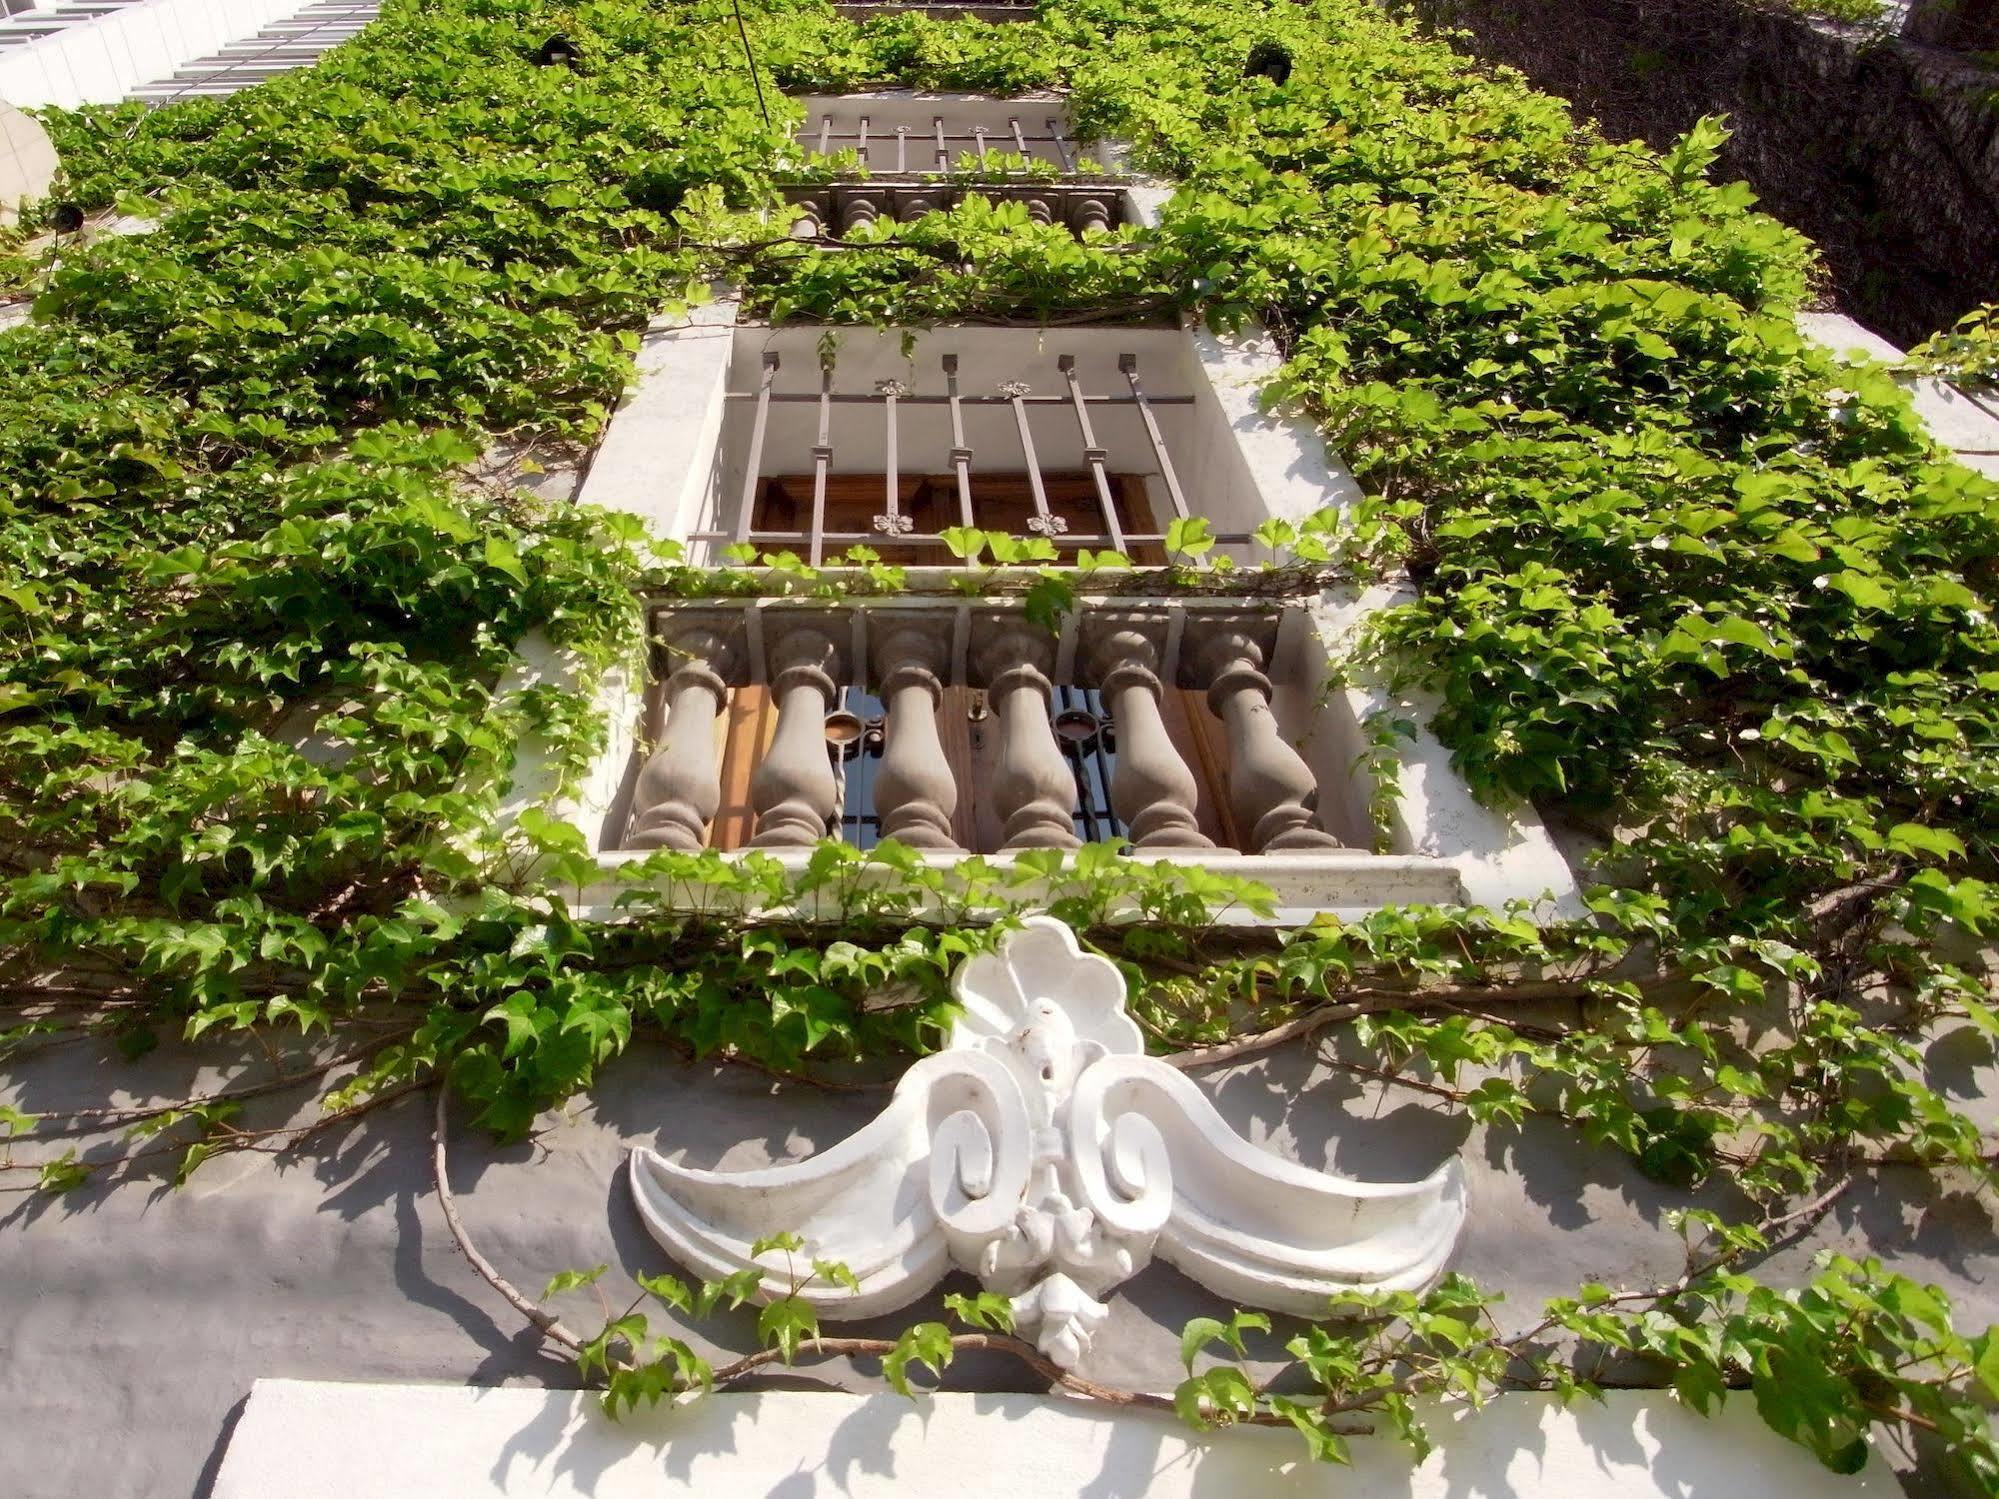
[695,334,1257,568]
[790,93,1108,175]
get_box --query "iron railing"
[701,351,1257,565]
[796,108,1087,172]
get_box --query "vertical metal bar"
[1047,117,1075,171]
[1119,353,1190,522]
[1058,354,1125,554]
[1004,379,1058,541]
[810,354,834,567]
[1009,116,1029,162]
[856,114,870,168]
[816,112,831,156]
[878,379,904,537]
[933,115,948,171]
[733,353,779,546]
[972,123,990,164]
[944,355,976,560]
[895,124,908,174]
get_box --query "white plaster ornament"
[628,916,1467,1369]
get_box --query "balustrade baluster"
[873,621,959,849]
[1086,622,1213,851]
[1192,622,1340,852]
[749,622,843,848]
[975,625,1081,850]
[626,624,739,852]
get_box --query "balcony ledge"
[568,847,1466,926]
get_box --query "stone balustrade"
[623,602,1343,857]
[783,183,1126,241]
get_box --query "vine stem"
[1165,996,1403,1069]
[432,1083,586,1354]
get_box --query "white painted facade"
[211,1382,1895,1497]
[0,96,53,222]
[0,0,310,108]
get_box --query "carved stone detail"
[1084,618,1213,851]
[973,623,1080,850]
[872,619,960,850]
[630,916,1468,1369]
[748,621,843,848]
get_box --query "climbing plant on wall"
[1,0,1996,1488]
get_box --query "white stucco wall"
[211,1381,1895,1498]
[0,97,55,223]
[0,0,309,109]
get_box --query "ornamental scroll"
[629,915,1467,1368]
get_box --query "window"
[692,328,1275,567]
[612,326,1360,859]
[791,93,1101,174]
[781,92,1130,243]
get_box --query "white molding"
[0,0,309,109]
[631,915,1467,1367]
[1308,586,1585,919]
[574,297,738,537]
[484,629,644,860]
[0,99,55,223]
[211,1382,1895,1497]
[1799,310,1999,479]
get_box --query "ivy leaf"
[758,1296,818,1364]
[1164,516,1215,559]
[1270,1396,1352,1464]
[38,1151,91,1195]
[542,1265,609,1300]
[944,1291,1015,1332]
[483,535,529,587]
[882,1321,954,1395]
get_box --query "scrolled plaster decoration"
[629,915,1466,1368]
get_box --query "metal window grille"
[827,683,1126,850]
[797,111,1083,173]
[828,3,1037,20]
[707,350,1258,566]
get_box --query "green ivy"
[0,0,1995,1487]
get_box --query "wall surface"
[211,1382,1899,1497]
[1404,0,1999,346]
[0,0,307,109]
[0,1018,1989,1497]
[0,97,54,223]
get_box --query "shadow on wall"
[189,1379,1904,1498]
[4,1018,1991,1497]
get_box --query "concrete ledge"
[580,846,1469,925]
[1800,310,1999,479]
[0,97,55,223]
[210,1381,1892,1497]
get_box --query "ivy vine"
[1,0,1994,1489]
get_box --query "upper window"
[687,326,1287,569]
[790,92,1109,175]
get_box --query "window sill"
[568,847,1467,926]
